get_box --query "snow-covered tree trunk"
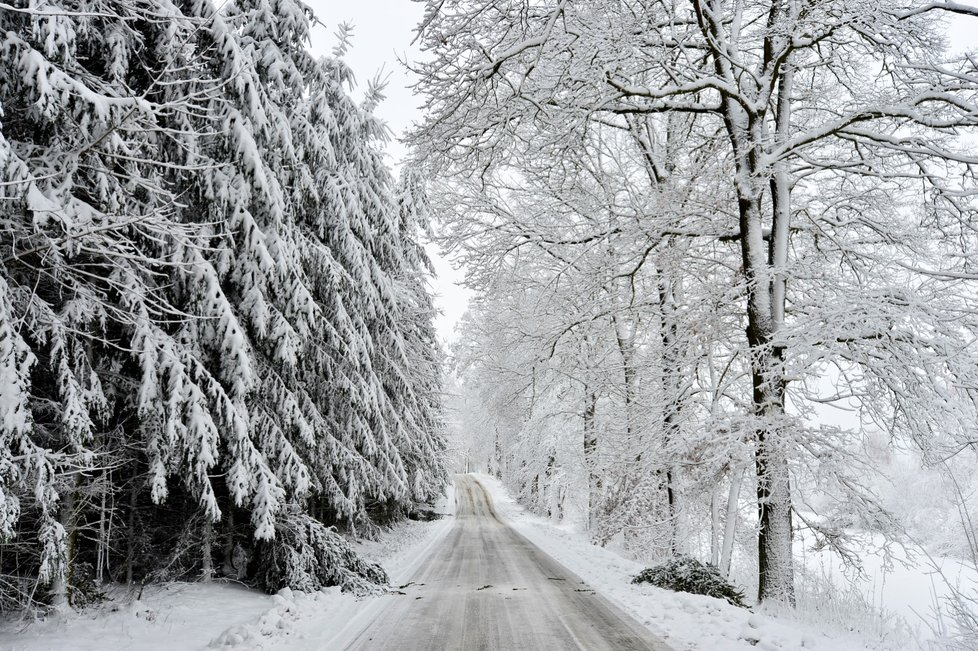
[657,272,682,555]
[96,477,109,585]
[201,519,214,582]
[612,316,639,447]
[50,488,76,610]
[721,467,745,579]
[126,472,137,585]
[739,179,794,603]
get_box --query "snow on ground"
[244,484,457,651]
[473,473,902,651]
[741,516,978,647]
[0,483,456,651]
[0,582,274,651]
[791,526,978,644]
[6,477,958,651]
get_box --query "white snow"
[6,478,970,650]
[263,485,456,650]
[0,582,274,651]
[792,527,978,645]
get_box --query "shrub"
[632,555,748,608]
[251,508,388,595]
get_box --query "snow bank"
[789,526,978,646]
[474,473,893,651]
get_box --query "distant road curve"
[345,474,674,650]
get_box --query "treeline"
[0,0,446,610]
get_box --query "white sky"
[305,1,978,346]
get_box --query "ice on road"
[345,474,673,650]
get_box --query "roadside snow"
[792,526,978,642]
[258,484,456,650]
[473,473,898,651]
[0,484,456,651]
[6,477,939,651]
[0,582,274,651]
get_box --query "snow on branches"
[415,0,978,607]
[0,0,446,607]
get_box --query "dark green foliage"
[251,509,389,595]
[366,498,446,527]
[408,507,444,522]
[632,555,748,608]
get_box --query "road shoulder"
[210,485,457,650]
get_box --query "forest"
[0,0,446,611]
[1,0,978,647]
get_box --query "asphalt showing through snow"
[345,474,673,650]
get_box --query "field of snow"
[790,526,978,646]
[0,582,274,651]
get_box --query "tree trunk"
[224,508,237,578]
[716,56,794,600]
[753,59,796,605]
[720,466,744,579]
[583,388,600,532]
[126,466,138,584]
[658,272,681,555]
[545,452,561,520]
[740,186,794,604]
[50,483,78,609]
[660,417,678,555]
[693,0,797,598]
[710,484,721,566]
[493,432,504,479]
[613,316,638,448]
[96,475,108,584]
[201,518,214,582]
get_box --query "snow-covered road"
[343,474,673,650]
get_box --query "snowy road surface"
[344,474,672,650]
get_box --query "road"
[344,474,673,650]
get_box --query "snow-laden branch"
[889,1,978,19]
[605,71,744,111]
[479,0,570,78]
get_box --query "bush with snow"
[632,555,748,608]
[252,510,388,595]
